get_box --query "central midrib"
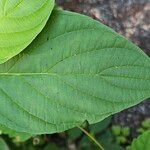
[0,71,150,82]
[0,72,56,76]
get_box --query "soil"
[56,0,150,138]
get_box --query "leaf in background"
[0,137,9,150]
[130,130,150,150]
[44,143,60,150]
[0,10,150,135]
[67,127,83,141]
[90,117,112,135]
[97,130,124,150]
[79,136,92,150]
[0,124,32,141]
[0,0,55,64]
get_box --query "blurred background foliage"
[1,116,150,149]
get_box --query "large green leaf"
[0,0,54,64]
[130,130,150,150]
[0,10,150,135]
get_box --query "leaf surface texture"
[0,10,150,134]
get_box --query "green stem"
[77,126,104,150]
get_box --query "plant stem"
[77,126,104,150]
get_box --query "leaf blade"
[0,10,150,134]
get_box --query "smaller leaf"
[116,136,126,144]
[79,136,92,150]
[0,138,9,150]
[0,0,55,64]
[67,127,83,141]
[142,119,150,129]
[112,125,121,136]
[97,130,123,150]
[130,130,150,150]
[121,127,130,137]
[0,124,32,141]
[90,117,112,135]
[137,128,145,134]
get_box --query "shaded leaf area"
[0,124,32,141]
[130,130,150,150]
[0,9,150,135]
[0,137,9,150]
[0,0,54,64]
[1,117,123,150]
[78,118,123,150]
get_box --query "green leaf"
[0,124,32,141]
[79,136,92,150]
[97,130,124,150]
[130,130,150,150]
[67,127,83,141]
[0,138,9,150]
[0,0,55,64]
[122,127,130,137]
[141,119,150,129]
[112,125,121,136]
[90,117,112,134]
[44,143,60,150]
[0,10,150,135]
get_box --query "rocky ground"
[56,0,150,138]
